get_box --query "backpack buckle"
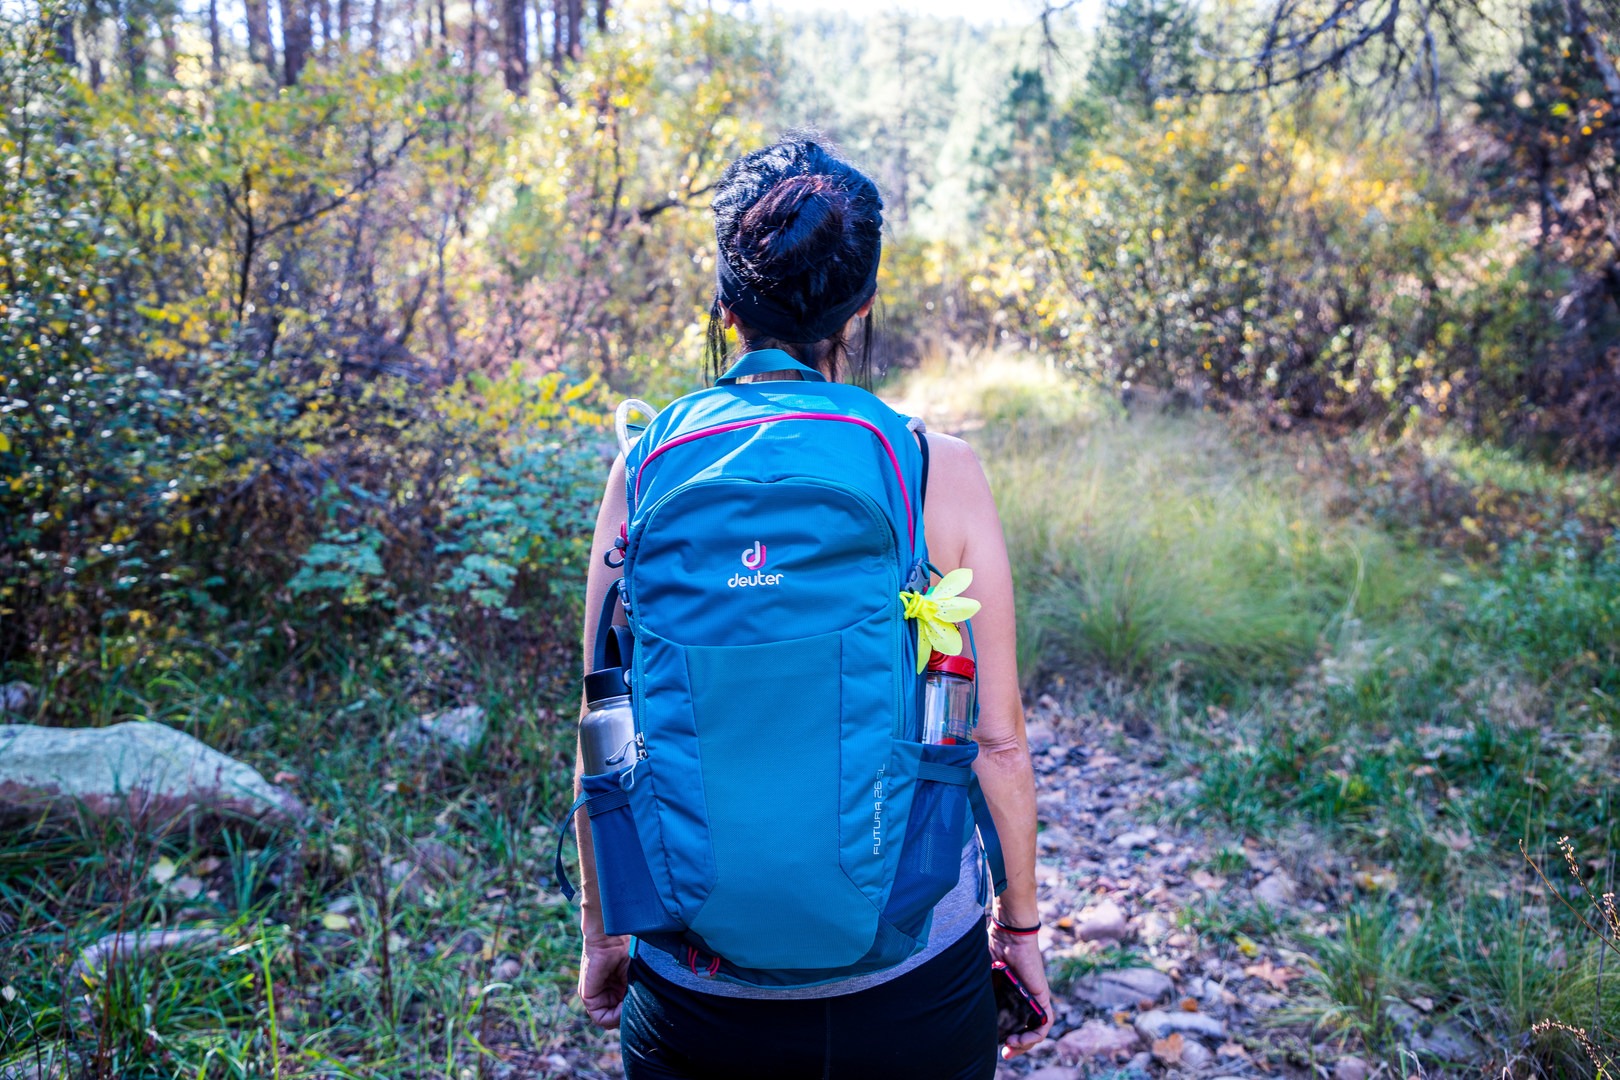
[604,523,628,568]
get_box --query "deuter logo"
[727,539,784,588]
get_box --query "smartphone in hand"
[991,960,1048,1041]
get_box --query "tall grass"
[892,349,1420,686]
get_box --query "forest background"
[2,0,1620,1075]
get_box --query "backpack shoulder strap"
[906,416,929,512]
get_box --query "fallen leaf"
[320,912,350,931]
[149,856,178,885]
[1410,995,1435,1012]
[272,770,299,785]
[1353,868,1398,891]
[193,857,223,875]
[1,985,15,1003]
[1235,933,1260,957]
[1217,1041,1250,1059]
[1243,958,1304,992]
[168,875,204,900]
[1179,997,1200,1012]
[1191,870,1227,890]
[1435,828,1472,853]
[1152,1033,1185,1065]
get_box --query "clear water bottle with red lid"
[922,652,976,744]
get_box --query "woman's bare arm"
[924,431,1052,1057]
[575,453,631,1027]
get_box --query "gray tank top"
[636,840,987,999]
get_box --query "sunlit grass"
[892,348,1422,687]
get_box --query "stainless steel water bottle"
[581,666,637,775]
[922,652,976,744]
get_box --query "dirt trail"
[1000,689,1478,1080]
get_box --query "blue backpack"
[558,350,1006,988]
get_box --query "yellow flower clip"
[899,567,982,673]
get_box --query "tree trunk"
[567,0,582,58]
[595,0,607,32]
[502,0,529,93]
[158,11,180,81]
[551,0,564,65]
[51,12,76,66]
[246,0,276,78]
[207,0,222,81]
[1564,0,1620,114]
[338,0,352,46]
[121,7,149,90]
[314,0,333,52]
[279,0,313,83]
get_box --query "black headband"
[715,242,880,344]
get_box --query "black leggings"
[619,918,997,1080]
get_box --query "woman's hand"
[988,923,1054,1059]
[579,933,632,1029]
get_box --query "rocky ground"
[1,682,1486,1079]
[991,689,1477,1080]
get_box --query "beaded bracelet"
[992,917,1041,936]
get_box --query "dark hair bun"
[737,175,848,279]
[712,139,884,331]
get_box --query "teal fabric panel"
[628,479,894,647]
[628,627,713,923]
[684,633,878,970]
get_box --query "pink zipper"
[632,412,916,550]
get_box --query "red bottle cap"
[925,652,975,679]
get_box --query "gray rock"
[1037,824,1075,853]
[1178,1040,1214,1068]
[401,705,486,751]
[1385,1002,1482,1060]
[1024,1069,1081,1080]
[0,723,305,830]
[1126,1052,1154,1075]
[1056,1020,1140,1061]
[387,837,469,902]
[408,837,467,880]
[1024,722,1056,755]
[0,681,37,717]
[68,927,223,987]
[1113,827,1159,850]
[1422,1022,1484,1061]
[1253,871,1298,907]
[1133,1009,1228,1042]
[1076,899,1129,942]
[1072,967,1174,1009]
[1334,1056,1369,1080]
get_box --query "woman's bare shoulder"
[922,430,988,492]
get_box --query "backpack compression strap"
[552,785,633,902]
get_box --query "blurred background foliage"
[4,0,1619,672]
